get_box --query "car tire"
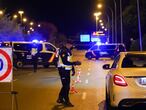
[16,61,23,68]
[106,88,116,110]
[87,55,92,60]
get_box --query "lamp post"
[94,12,102,31]
[18,10,24,23]
[137,0,142,51]
[105,13,110,42]
[120,0,123,43]
[97,3,114,43]
[0,10,3,16]
[13,15,18,19]
[107,7,114,43]
[113,0,117,43]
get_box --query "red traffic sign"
[0,48,12,82]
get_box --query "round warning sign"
[0,48,12,82]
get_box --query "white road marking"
[85,79,89,84]
[82,92,87,100]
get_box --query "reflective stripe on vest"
[58,54,73,70]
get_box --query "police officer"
[57,40,81,107]
[31,43,38,72]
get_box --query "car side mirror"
[103,64,111,70]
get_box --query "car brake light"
[114,75,128,86]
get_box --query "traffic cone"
[75,71,81,83]
[70,79,78,94]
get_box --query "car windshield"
[90,45,98,50]
[14,43,42,51]
[122,54,146,68]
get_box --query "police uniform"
[57,45,80,106]
[31,44,38,72]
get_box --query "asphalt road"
[0,50,113,110]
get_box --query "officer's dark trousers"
[32,56,38,72]
[58,67,71,102]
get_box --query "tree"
[0,15,24,41]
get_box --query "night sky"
[1,0,97,36]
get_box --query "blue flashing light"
[32,39,39,43]
[39,40,43,43]
[96,42,101,45]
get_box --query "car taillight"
[113,75,128,86]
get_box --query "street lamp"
[94,12,102,31]
[13,15,18,19]
[38,24,41,27]
[22,18,27,23]
[137,0,142,51]
[99,20,103,23]
[113,0,117,43]
[120,0,123,43]
[100,23,104,26]
[0,10,3,15]
[106,7,114,43]
[30,22,34,26]
[18,10,24,23]
[97,4,102,9]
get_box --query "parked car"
[103,51,146,109]
[0,41,58,68]
[85,43,126,60]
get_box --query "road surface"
[0,50,113,110]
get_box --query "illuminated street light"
[18,10,24,22]
[94,12,102,31]
[99,20,102,23]
[31,29,34,31]
[38,24,41,27]
[27,30,30,34]
[0,10,3,15]
[100,23,104,26]
[97,4,102,9]
[101,26,105,29]
[30,22,34,26]
[30,27,33,30]
[23,18,27,23]
[105,28,107,31]
[94,12,102,17]
[13,15,18,19]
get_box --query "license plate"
[139,78,146,85]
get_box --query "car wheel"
[16,61,23,68]
[87,55,92,60]
[106,88,116,110]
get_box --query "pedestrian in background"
[57,40,81,107]
[31,43,38,72]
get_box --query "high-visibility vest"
[31,48,38,56]
[58,52,73,70]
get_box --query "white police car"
[85,43,126,60]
